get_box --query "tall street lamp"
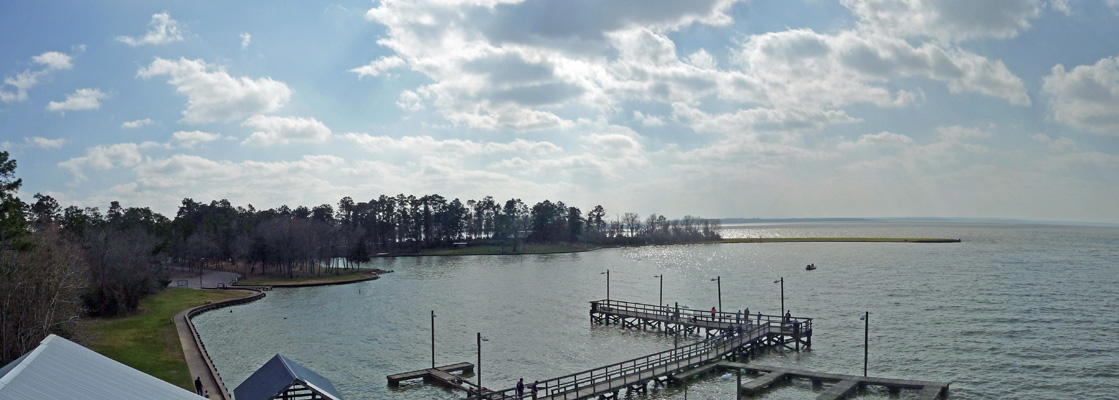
[860,312,869,377]
[476,332,483,396]
[430,310,436,369]
[601,270,610,301]
[653,274,663,306]
[710,276,722,313]
[773,277,784,316]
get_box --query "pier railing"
[591,299,811,330]
[470,325,763,400]
[470,300,811,400]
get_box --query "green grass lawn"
[82,288,253,391]
[235,271,375,286]
[420,243,595,256]
[721,237,960,243]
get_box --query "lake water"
[194,222,1119,399]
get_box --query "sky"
[2,0,1118,224]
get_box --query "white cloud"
[350,56,406,78]
[1,51,73,103]
[172,131,221,148]
[47,88,108,113]
[342,133,561,156]
[1050,0,1072,15]
[733,29,1030,107]
[240,32,252,49]
[241,115,332,146]
[686,49,717,69]
[122,118,154,129]
[31,51,74,70]
[841,0,1043,42]
[357,0,746,131]
[673,102,860,136]
[1042,55,1119,135]
[633,110,665,127]
[116,11,185,47]
[58,143,144,182]
[838,131,914,150]
[25,137,67,149]
[137,57,292,124]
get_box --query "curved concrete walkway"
[174,288,262,400]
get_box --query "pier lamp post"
[710,276,722,313]
[601,270,610,301]
[773,277,784,316]
[860,312,869,377]
[476,332,482,396]
[653,274,663,306]
[431,310,436,369]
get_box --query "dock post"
[736,365,742,399]
[863,311,869,377]
[431,310,436,369]
[477,332,482,397]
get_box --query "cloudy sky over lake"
[3,0,1118,223]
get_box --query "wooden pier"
[735,364,950,399]
[590,299,812,351]
[457,300,811,400]
[387,362,475,389]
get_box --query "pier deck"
[737,364,950,399]
[386,362,474,387]
[460,300,811,400]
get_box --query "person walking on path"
[194,377,203,395]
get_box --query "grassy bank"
[234,271,376,286]
[722,237,961,243]
[419,243,595,256]
[81,288,254,390]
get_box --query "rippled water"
[194,222,1119,399]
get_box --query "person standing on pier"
[784,310,792,325]
[745,308,750,325]
[736,309,741,323]
[711,307,717,321]
[517,378,525,397]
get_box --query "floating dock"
[736,364,950,399]
[386,362,475,390]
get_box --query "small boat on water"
[805,263,816,270]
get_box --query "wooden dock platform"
[386,362,474,387]
[735,364,950,399]
[458,300,810,400]
[589,299,812,351]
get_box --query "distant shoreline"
[721,237,961,243]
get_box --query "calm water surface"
[194,222,1119,399]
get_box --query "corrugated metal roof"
[0,334,203,399]
[233,354,342,400]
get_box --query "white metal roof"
[0,334,203,400]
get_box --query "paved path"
[168,269,241,289]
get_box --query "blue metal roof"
[233,354,343,400]
[0,334,203,399]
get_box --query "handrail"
[591,299,812,330]
[470,322,768,399]
[466,299,812,400]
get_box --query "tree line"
[0,150,720,363]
